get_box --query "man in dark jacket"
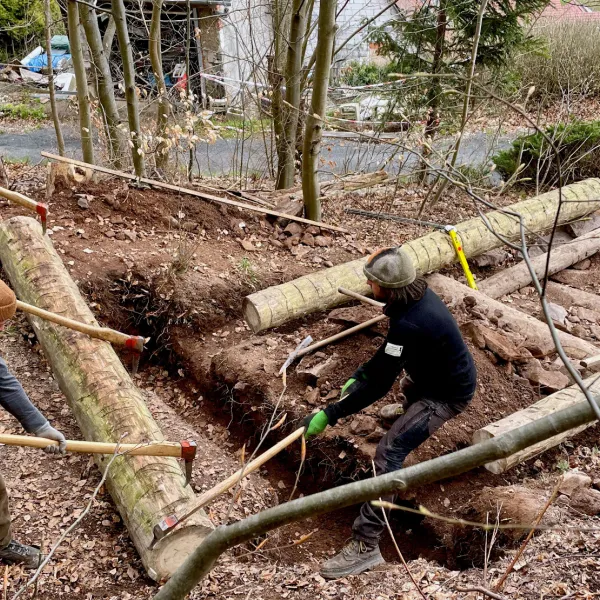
[303,247,477,579]
[0,280,66,567]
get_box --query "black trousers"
[352,394,470,545]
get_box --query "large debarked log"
[473,374,600,473]
[479,228,600,299]
[243,179,600,332]
[0,217,212,582]
[428,274,599,359]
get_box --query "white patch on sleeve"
[384,343,403,357]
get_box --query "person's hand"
[340,377,360,400]
[33,423,67,455]
[302,410,328,439]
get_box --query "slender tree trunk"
[149,0,169,170]
[102,15,116,57]
[44,0,65,156]
[271,0,289,190]
[112,0,146,177]
[79,2,123,168]
[67,0,94,164]
[279,0,309,189]
[429,0,488,204]
[301,0,337,221]
[420,0,446,183]
[186,0,193,180]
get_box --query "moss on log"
[0,217,212,582]
[244,179,600,332]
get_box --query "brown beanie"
[0,281,17,322]
[363,247,416,288]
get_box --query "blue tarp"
[25,53,71,73]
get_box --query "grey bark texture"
[301,0,337,220]
[67,0,95,165]
[44,0,65,156]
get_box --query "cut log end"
[471,430,506,474]
[152,521,213,582]
[242,297,263,333]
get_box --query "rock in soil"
[569,487,600,515]
[479,325,522,362]
[379,403,405,422]
[547,302,568,325]
[520,360,569,392]
[473,485,561,541]
[350,415,378,436]
[472,249,511,268]
[566,211,600,237]
[559,471,592,496]
[572,258,592,271]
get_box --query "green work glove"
[341,377,359,400]
[302,410,328,438]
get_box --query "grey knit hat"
[363,247,416,288]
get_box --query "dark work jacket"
[324,288,477,425]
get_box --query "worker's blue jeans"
[352,395,471,545]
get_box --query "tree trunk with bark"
[67,0,94,165]
[243,179,600,332]
[301,0,337,220]
[420,0,446,182]
[479,229,600,299]
[149,0,169,170]
[112,0,146,177]
[79,2,123,168]
[473,373,600,473]
[278,0,309,189]
[0,217,212,581]
[44,0,65,156]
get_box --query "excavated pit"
[82,269,590,570]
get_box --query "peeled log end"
[242,296,262,334]
[152,519,213,581]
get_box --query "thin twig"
[372,461,427,600]
[455,585,507,600]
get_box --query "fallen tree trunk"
[153,390,600,600]
[243,179,600,332]
[473,374,600,473]
[428,274,599,359]
[0,217,212,582]
[479,228,600,299]
[546,281,600,314]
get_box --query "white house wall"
[220,0,398,100]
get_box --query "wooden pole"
[338,286,384,308]
[40,152,347,233]
[243,179,600,332]
[0,216,212,582]
[158,427,305,537]
[16,299,145,350]
[297,314,386,359]
[0,186,47,231]
[0,434,185,457]
[479,228,600,299]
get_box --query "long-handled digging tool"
[150,426,306,547]
[16,300,147,375]
[0,187,48,233]
[0,434,197,484]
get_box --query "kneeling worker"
[0,281,66,567]
[303,247,477,579]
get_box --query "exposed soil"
[1,163,600,598]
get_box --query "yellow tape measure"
[444,226,478,290]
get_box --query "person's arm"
[0,356,66,453]
[323,324,412,426]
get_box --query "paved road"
[0,124,517,180]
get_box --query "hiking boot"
[320,539,384,579]
[0,540,41,568]
[379,403,405,422]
